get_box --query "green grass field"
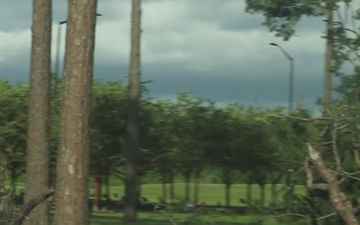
[11,183,305,206]
[90,212,282,225]
[10,183,304,224]
[90,183,305,206]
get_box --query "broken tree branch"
[11,189,55,225]
[307,143,359,225]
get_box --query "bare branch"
[307,143,359,225]
[11,189,55,225]
[270,115,333,122]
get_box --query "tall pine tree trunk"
[24,0,52,224]
[54,0,98,224]
[124,0,142,222]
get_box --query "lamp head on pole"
[59,13,102,25]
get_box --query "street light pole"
[54,13,102,78]
[54,20,67,79]
[270,43,295,112]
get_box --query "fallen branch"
[307,143,359,225]
[11,189,55,225]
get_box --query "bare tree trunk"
[193,170,201,205]
[184,173,191,200]
[225,184,231,207]
[270,174,282,204]
[161,182,167,203]
[270,184,276,204]
[92,170,102,212]
[307,144,359,225]
[246,183,252,205]
[54,0,98,224]
[259,184,265,209]
[137,178,142,198]
[169,176,175,200]
[124,0,142,222]
[104,171,110,198]
[323,4,334,107]
[24,0,52,224]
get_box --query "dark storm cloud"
[0,0,328,111]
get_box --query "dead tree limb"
[11,189,55,225]
[307,143,359,225]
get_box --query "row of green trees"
[0,78,312,209]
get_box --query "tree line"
[0,78,311,209]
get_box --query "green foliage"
[89,79,128,180]
[0,79,29,186]
[245,0,327,40]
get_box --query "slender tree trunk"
[137,177,142,198]
[54,0,98,224]
[270,174,282,204]
[24,0,52,224]
[10,167,17,191]
[104,172,110,198]
[193,170,201,205]
[259,184,265,208]
[92,170,102,212]
[124,0,142,222]
[161,182,167,203]
[184,173,191,200]
[324,3,334,107]
[169,176,175,200]
[225,184,231,207]
[270,183,276,204]
[246,183,252,205]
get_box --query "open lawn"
[90,183,306,207]
[9,183,303,224]
[10,182,305,207]
[90,212,285,225]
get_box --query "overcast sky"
[1,0,332,111]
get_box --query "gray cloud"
[0,0,333,111]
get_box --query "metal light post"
[270,43,295,112]
[54,13,102,78]
[54,20,67,78]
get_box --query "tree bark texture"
[54,0,98,224]
[24,0,52,224]
[124,0,142,222]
